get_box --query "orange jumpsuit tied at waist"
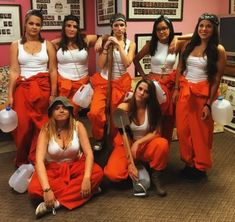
[148,70,176,143]
[13,72,50,166]
[57,74,89,116]
[87,72,132,140]
[176,75,215,171]
[28,156,103,210]
[104,133,169,181]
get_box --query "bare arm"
[8,41,20,107]
[98,37,136,69]
[35,128,56,207]
[51,37,60,50]
[46,41,58,100]
[77,121,94,197]
[77,121,94,179]
[133,42,150,78]
[207,44,226,105]
[201,44,227,120]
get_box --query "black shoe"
[181,166,207,181]
[180,165,194,178]
[151,171,167,197]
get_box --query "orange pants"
[13,73,50,167]
[148,71,176,143]
[87,72,132,140]
[104,133,169,181]
[28,156,103,210]
[57,74,89,116]
[176,76,214,171]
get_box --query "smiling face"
[112,20,126,38]
[134,82,150,103]
[25,15,42,37]
[197,19,214,41]
[156,21,170,44]
[65,20,79,39]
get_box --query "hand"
[80,177,91,198]
[128,163,139,182]
[201,105,211,120]
[8,96,13,107]
[94,37,103,53]
[130,141,140,159]
[43,190,56,208]
[49,95,56,103]
[172,89,179,104]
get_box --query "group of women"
[8,8,226,218]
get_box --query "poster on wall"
[31,0,85,30]
[96,0,117,26]
[135,34,151,76]
[127,0,183,21]
[230,0,235,14]
[0,5,22,44]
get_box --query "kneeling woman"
[104,79,169,196]
[28,96,103,218]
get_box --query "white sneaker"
[35,200,60,218]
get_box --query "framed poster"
[96,0,117,26]
[0,5,22,44]
[230,0,235,14]
[127,0,183,21]
[135,32,182,77]
[135,34,151,76]
[31,0,85,30]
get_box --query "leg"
[136,136,169,196]
[104,133,129,181]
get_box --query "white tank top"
[130,109,149,140]
[101,39,131,80]
[18,40,48,79]
[151,42,176,74]
[57,48,88,81]
[184,55,208,83]
[46,130,81,162]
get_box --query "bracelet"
[204,103,211,112]
[103,48,108,51]
[102,51,108,55]
[50,94,57,97]
[43,187,51,193]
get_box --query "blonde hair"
[42,111,76,148]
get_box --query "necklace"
[57,128,63,139]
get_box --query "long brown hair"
[129,79,162,132]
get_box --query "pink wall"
[0,0,230,75]
[0,0,96,73]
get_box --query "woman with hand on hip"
[173,13,226,180]
[88,13,136,144]
[52,14,102,116]
[104,79,169,197]
[28,96,103,218]
[8,9,57,167]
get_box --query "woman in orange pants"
[104,79,169,197]
[8,9,57,166]
[173,13,226,180]
[52,14,102,116]
[28,97,103,218]
[87,13,136,143]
